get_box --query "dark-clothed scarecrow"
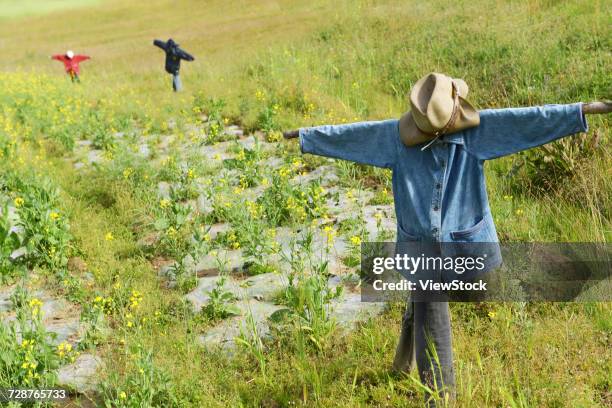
[153,38,195,92]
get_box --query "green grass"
[0,0,100,19]
[0,0,610,406]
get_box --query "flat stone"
[263,156,284,168]
[363,205,396,240]
[38,296,75,319]
[138,144,150,158]
[236,136,256,149]
[9,224,23,235]
[334,204,396,240]
[224,126,244,138]
[2,295,83,346]
[57,354,102,393]
[186,272,286,312]
[273,227,348,274]
[198,141,233,160]
[196,194,213,213]
[207,223,230,239]
[326,188,374,216]
[186,276,241,312]
[0,285,15,313]
[194,249,244,274]
[87,150,104,164]
[158,182,171,199]
[44,317,82,345]
[10,246,27,261]
[241,273,287,301]
[6,206,18,221]
[241,185,266,201]
[330,292,385,328]
[198,300,282,349]
[293,165,339,186]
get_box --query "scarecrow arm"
[289,120,399,169]
[462,103,588,161]
[153,39,167,51]
[178,48,195,61]
[582,101,612,114]
[73,55,90,63]
[283,130,299,139]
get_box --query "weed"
[201,275,240,321]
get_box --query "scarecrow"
[283,72,610,406]
[153,38,195,92]
[51,50,90,82]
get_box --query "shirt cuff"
[298,128,308,154]
[575,102,589,133]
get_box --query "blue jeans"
[394,300,455,407]
[172,73,182,92]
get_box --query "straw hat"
[399,73,480,147]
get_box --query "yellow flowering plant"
[0,287,61,387]
[2,170,72,271]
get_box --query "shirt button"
[441,161,446,168]
[433,206,439,211]
[432,227,438,233]
[436,183,442,190]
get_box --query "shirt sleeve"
[299,119,400,168]
[462,103,588,160]
[153,39,167,50]
[178,49,195,61]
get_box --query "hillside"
[0,0,610,407]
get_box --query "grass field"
[0,0,100,19]
[0,0,611,407]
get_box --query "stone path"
[57,116,396,386]
[0,281,101,393]
[0,204,102,394]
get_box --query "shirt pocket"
[450,217,487,241]
[397,223,420,242]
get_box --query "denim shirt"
[299,104,588,274]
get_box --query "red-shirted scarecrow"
[51,50,90,83]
